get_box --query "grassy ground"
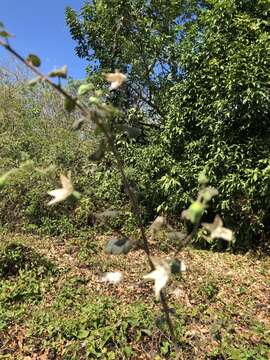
[0,232,269,359]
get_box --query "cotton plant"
[142,171,233,300]
[181,186,219,225]
[143,257,171,300]
[179,173,233,243]
[0,23,234,354]
[143,257,187,300]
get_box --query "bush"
[162,0,270,248]
[0,81,133,236]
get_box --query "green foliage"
[163,0,270,247]
[0,234,269,358]
[1,2,270,358]
[64,0,270,248]
[0,81,134,236]
[0,241,56,330]
[78,83,94,96]
[0,242,55,277]
[65,0,200,120]
[1,1,270,251]
[28,294,156,359]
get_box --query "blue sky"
[0,0,88,79]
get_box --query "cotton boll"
[101,271,123,284]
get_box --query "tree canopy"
[66,0,204,121]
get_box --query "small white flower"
[202,215,233,242]
[101,271,123,284]
[47,173,74,205]
[143,258,171,300]
[105,70,126,90]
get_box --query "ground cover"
[0,233,269,359]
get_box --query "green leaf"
[78,83,94,96]
[0,30,14,39]
[77,329,90,339]
[123,346,133,358]
[105,237,133,255]
[64,97,76,113]
[0,170,14,187]
[0,175,7,188]
[48,65,68,78]
[182,201,204,224]
[72,191,81,200]
[160,340,170,355]
[89,96,100,105]
[26,54,41,67]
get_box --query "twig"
[174,222,200,257]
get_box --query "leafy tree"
[65,0,201,122]
[164,0,270,246]
[67,0,270,247]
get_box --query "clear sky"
[0,0,88,79]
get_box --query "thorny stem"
[0,40,178,349]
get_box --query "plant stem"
[174,222,200,257]
[160,291,177,345]
[91,113,154,268]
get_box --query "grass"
[0,232,269,359]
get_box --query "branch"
[174,222,200,257]
[130,83,165,119]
